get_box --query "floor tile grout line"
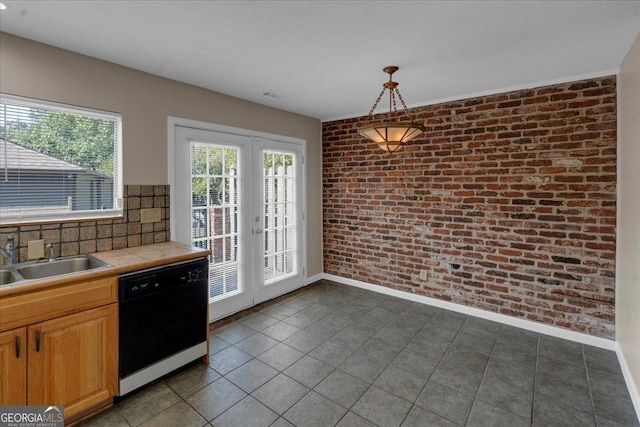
[168,392,211,426]
[118,381,194,427]
[315,299,423,426]
[394,312,473,427]
[175,400,207,427]
[464,321,503,427]
[328,311,430,425]
[531,332,541,426]
[322,304,406,425]
[583,343,600,427]
[537,335,588,368]
[537,339,608,424]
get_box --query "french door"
[174,126,304,320]
[253,138,304,303]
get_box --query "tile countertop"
[0,241,209,298]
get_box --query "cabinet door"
[0,328,27,405]
[28,304,117,420]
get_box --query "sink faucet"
[0,235,16,265]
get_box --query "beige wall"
[0,33,323,276]
[618,31,640,397]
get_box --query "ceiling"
[1,1,640,122]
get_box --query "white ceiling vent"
[262,92,287,100]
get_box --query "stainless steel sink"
[0,269,18,286]
[0,255,111,287]
[17,256,110,280]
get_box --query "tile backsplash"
[0,185,170,265]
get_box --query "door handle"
[15,336,20,358]
[255,229,263,234]
[35,330,41,352]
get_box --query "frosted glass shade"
[359,121,425,152]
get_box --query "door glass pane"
[191,142,241,301]
[263,150,297,284]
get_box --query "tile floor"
[81,280,639,427]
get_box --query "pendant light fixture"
[358,66,426,153]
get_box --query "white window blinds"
[0,94,123,224]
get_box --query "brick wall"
[323,76,617,339]
[0,184,170,264]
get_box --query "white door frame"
[168,117,307,321]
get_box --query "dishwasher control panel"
[119,258,207,302]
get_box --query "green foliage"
[2,105,115,177]
[263,152,293,171]
[190,146,294,206]
[191,145,238,206]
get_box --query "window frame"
[0,94,123,225]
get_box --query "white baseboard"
[306,272,324,286]
[615,342,640,422]
[321,273,616,351]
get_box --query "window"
[0,95,122,224]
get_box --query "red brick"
[322,76,617,340]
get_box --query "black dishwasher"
[118,258,208,395]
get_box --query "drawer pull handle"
[35,330,41,352]
[15,336,20,358]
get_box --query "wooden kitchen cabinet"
[0,276,118,424]
[28,304,118,421]
[0,327,27,405]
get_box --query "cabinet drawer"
[0,277,117,332]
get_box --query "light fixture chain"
[395,89,416,122]
[392,90,399,120]
[368,87,387,117]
